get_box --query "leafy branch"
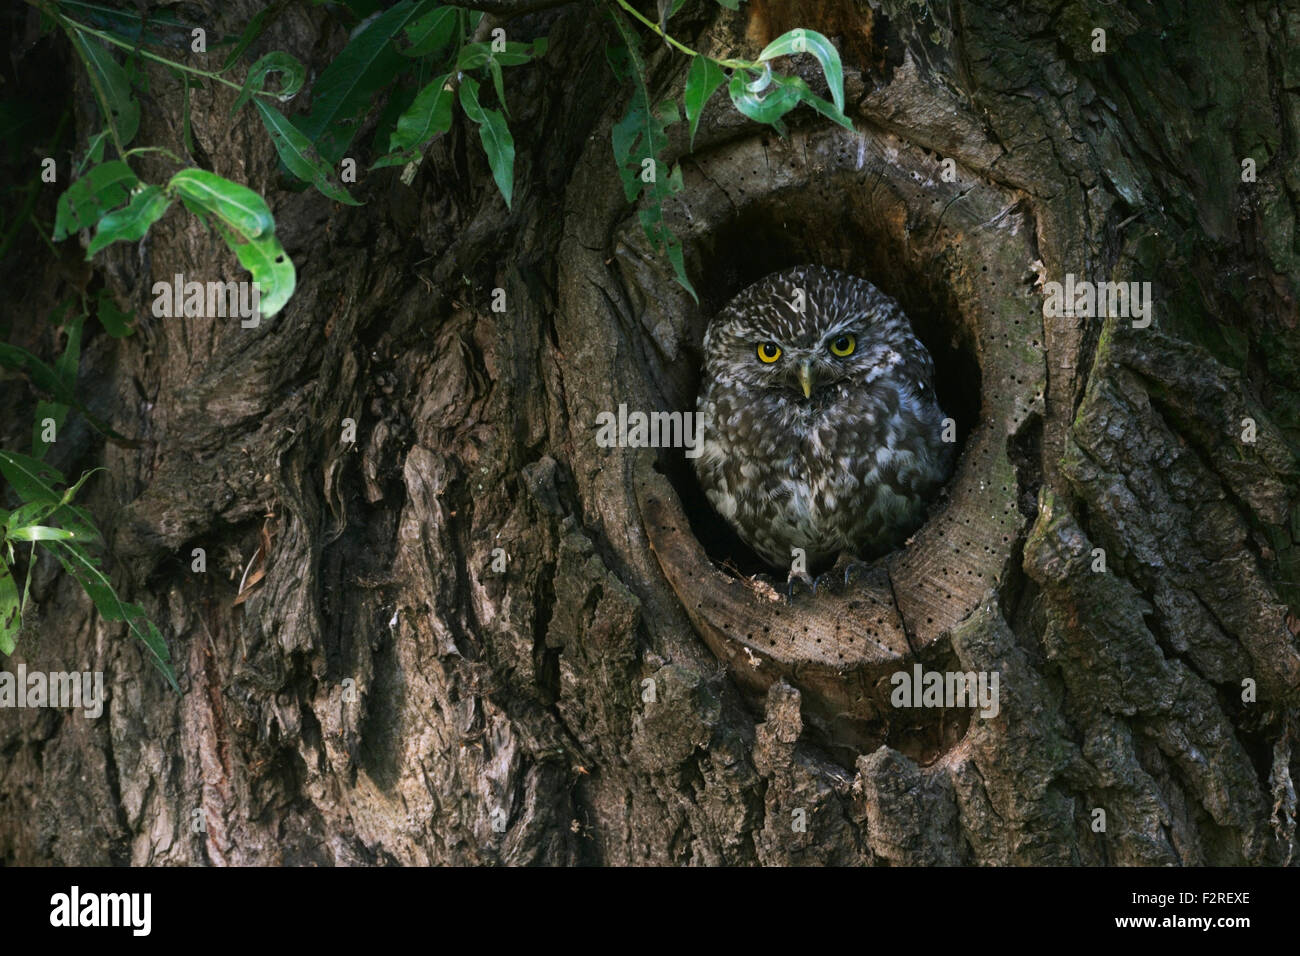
[0,292,177,688]
[605,0,851,298]
[42,1,300,318]
[0,446,178,690]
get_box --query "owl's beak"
[798,360,814,399]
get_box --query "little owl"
[694,265,954,581]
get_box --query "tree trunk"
[2,0,1298,866]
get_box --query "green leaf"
[381,71,454,157]
[48,540,177,690]
[53,310,84,403]
[51,504,101,547]
[4,478,101,545]
[684,56,726,147]
[666,162,685,194]
[76,129,111,177]
[134,618,177,691]
[758,28,845,114]
[7,501,59,535]
[0,336,134,447]
[605,39,632,83]
[59,467,102,508]
[606,5,693,301]
[663,231,696,302]
[221,2,287,72]
[639,207,697,302]
[53,160,139,241]
[456,41,492,70]
[0,454,101,540]
[745,62,774,94]
[48,542,121,617]
[86,184,173,257]
[611,95,659,201]
[60,2,189,48]
[608,13,678,202]
[611,96,680,200]
[0,450,66,504]
[0,345,72,403]
[7,525,76,542]
[0,554,18,655]
[458,39,544,70]
[368,153,417,172]
[297,0,433,164]
[68,29,141,146]
[507,37,547,65]
[404,5,458,57]
[488,57,508,116]
[213,222,296,319]
[168,168,275,239]
[33,310,84,459]
[232,51,307,115]
[783,75,854,130]
[95,289,134,338]
[728,68,800,133]
[370,61,425,158]
[254,100,363,205]
[458,77,515,209]
[455,37,548,120]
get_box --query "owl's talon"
[785,570,816,602]
[842,560,870,589]
[812,570,841,594]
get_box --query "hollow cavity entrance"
[658,192,983,576]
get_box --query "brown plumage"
[694,266,954,571]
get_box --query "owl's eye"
[829,334,856,357]
[756,342,782,363]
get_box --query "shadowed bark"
[1,0,1297,866]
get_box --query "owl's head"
[703,265,919,401]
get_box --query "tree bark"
[1,0,1297,866]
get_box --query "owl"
[694,265,954,581]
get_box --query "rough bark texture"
[1,0,1298,866]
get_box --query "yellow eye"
[829,334,856,357]
[757,342,782,363]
